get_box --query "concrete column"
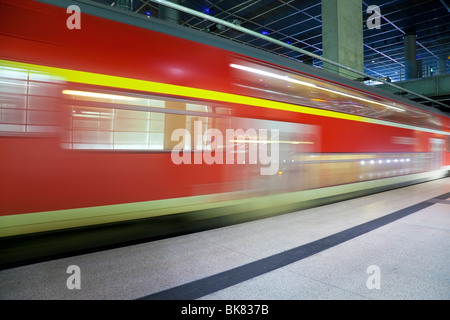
[321,0,364,79]
[438,55,448,75]
[159,0,180,24]
[404,34,417,80]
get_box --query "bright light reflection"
[229,139,313,145]
[230,64,405,112]
[230,64,317,88]
[63,90,137,101]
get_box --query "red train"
[1,0,449,267]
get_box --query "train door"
[429,138,444,170]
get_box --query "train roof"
[40,0,449,119]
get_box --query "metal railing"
[150,0,449,111]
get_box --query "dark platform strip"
[139,192,450,300]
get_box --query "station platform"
[1,177,449,302]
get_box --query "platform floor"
[1,177,449,300]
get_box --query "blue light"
[286,41,292,44]
[202,7,211,14]
[261,30,269,35]
[144,11,151,16]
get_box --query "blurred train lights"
[230,63,405,112]
[230,64,316,88]
[228,139,313,145]
[360,158,411,165]
[72,110,114,118]
[62,90,137,101]
[317,87,405,112]
[62,90,170,112]
[0,80,28,87]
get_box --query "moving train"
[1,0,449,268]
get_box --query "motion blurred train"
[1,0,449,267]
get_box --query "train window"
[64,105,166,150]
[0,66,63,134]
[230,61,442,130]
[61,88,219,151]
[186,104,210,113]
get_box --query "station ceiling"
[92,0,450,111]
